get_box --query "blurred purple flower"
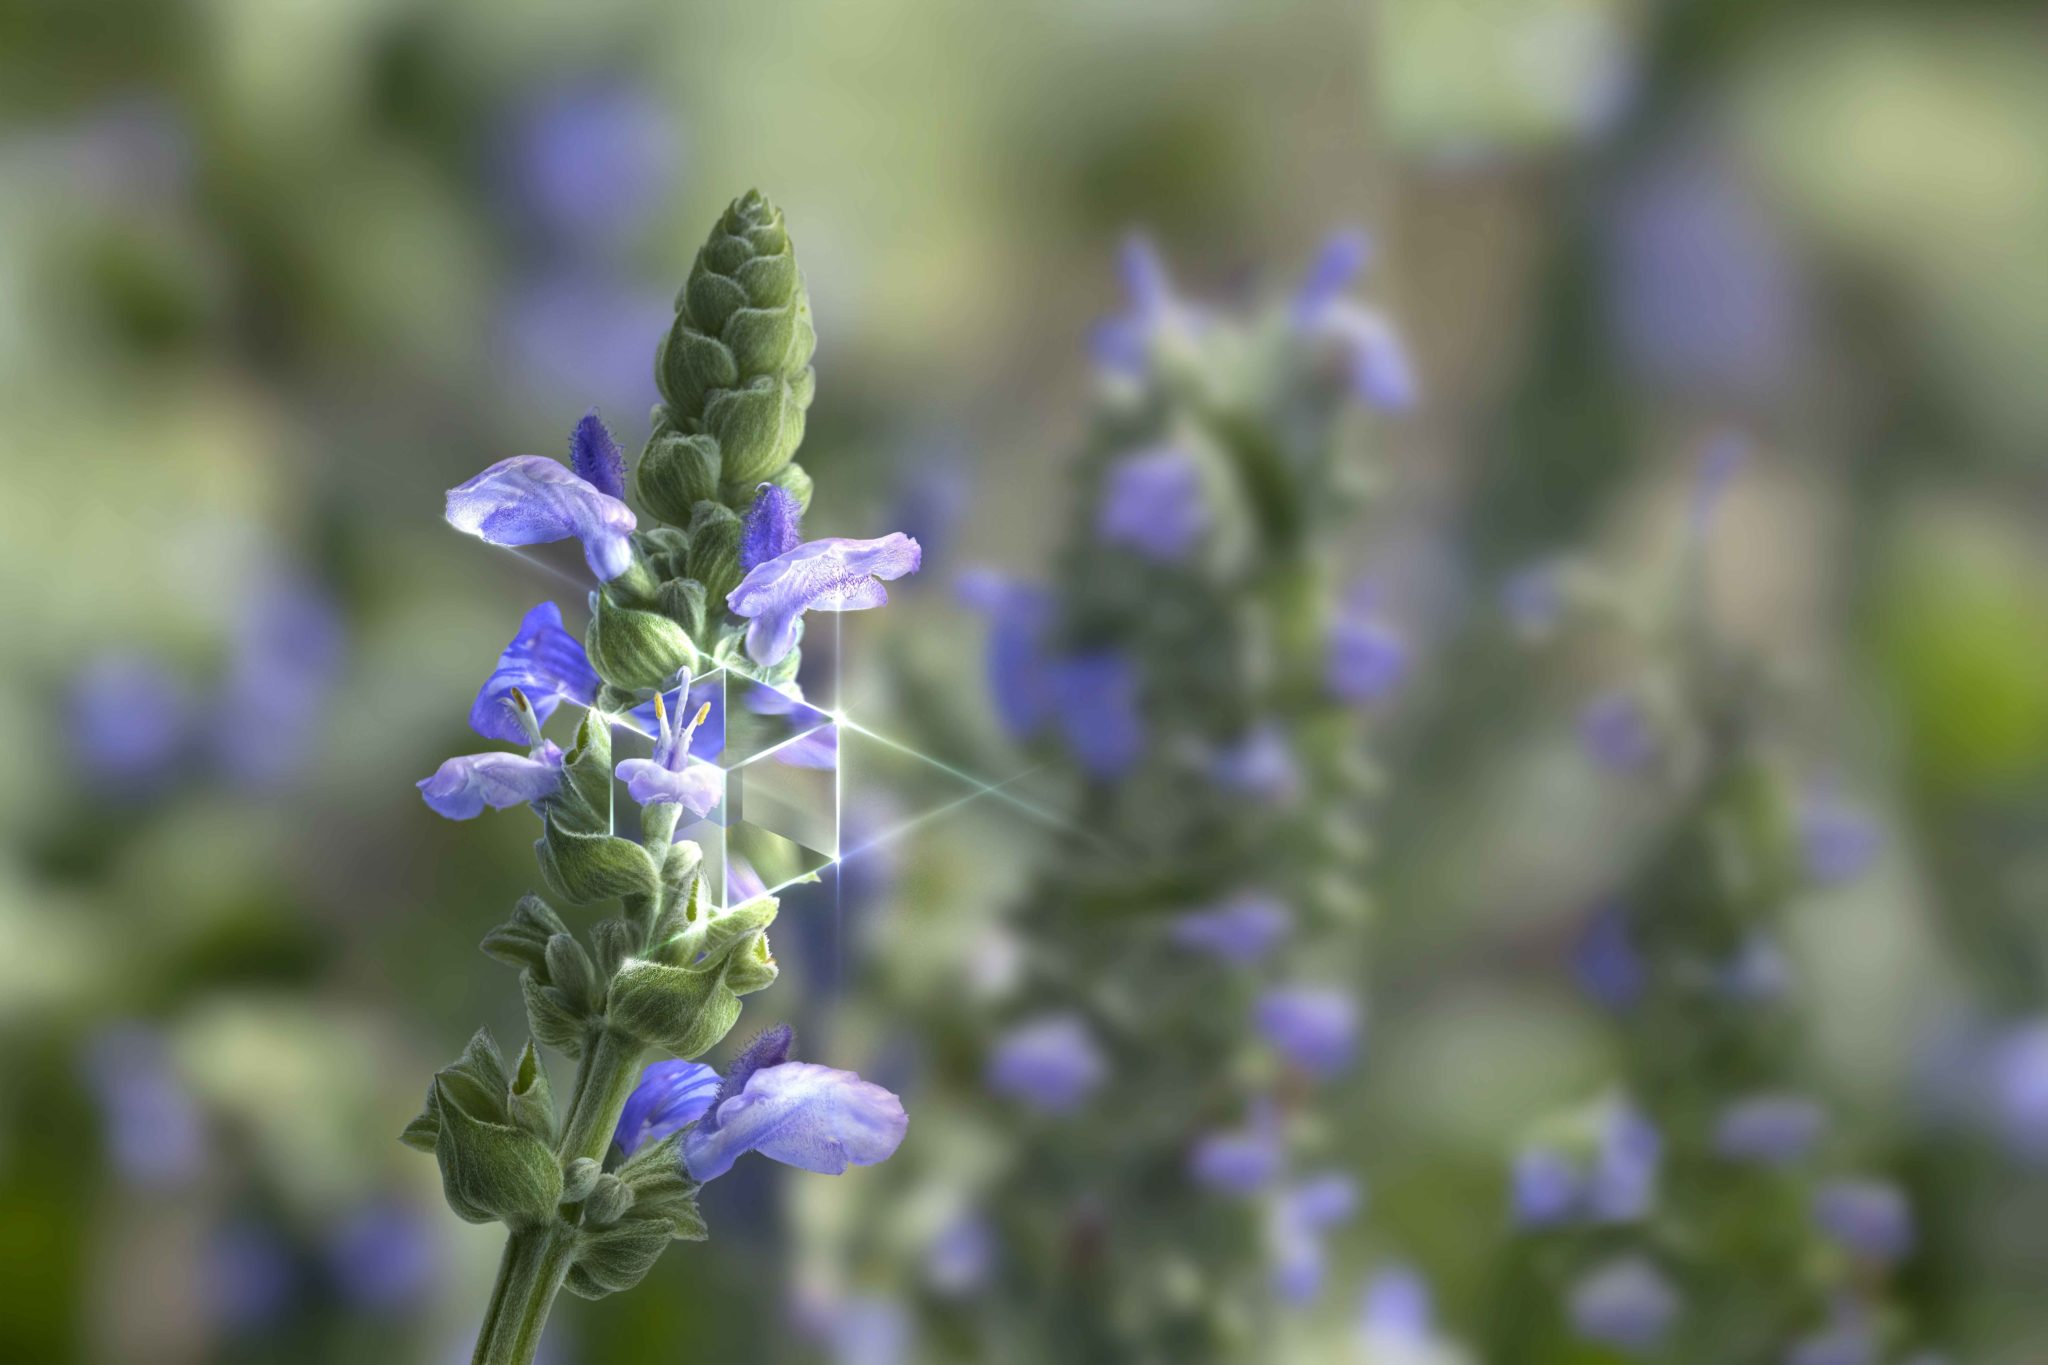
[1189,1103,1285,1195]
[1293,229,1371,327]
[740,484,805,572]
[446,440,638,583]
[469,602,600,744]
[1588,1100,1661,1222]
[1786,1315,1877,1365]
[1573,904,1646,1011]
[1568,1255,1677,1353]
[207,1220,295,1333]
[1322,304,1417,412]
[1270,1172,1360,1304]
[958,571,1056,741]
[212,572,347,789]
[81,1026,205,1187]
[682,1026,908,1183]
[1501,561,1566,639]
[817,1294,911,1365]
[1328,583,1410,704]
[1510,1147,1581,1229]
[68,653,195,797]
[502,271,673,421]
[1170,893,1294,966]
[1097,445,1209,562]
[1358,1263,1433,1344]
[1715,1094,1826,1166]
[1987,1019,2048,1163]
[1579,689,1656,773]
[1254,986,1360,1080]
[1091,234,1194,377]
[1800,790,1882,886]
[1813,1180,1912,1264]
[889,454,970,579]
[613,1058,721,1157]
[1045,651,1145,780]
[505,81,679,253]
[726,533,922,668]
[1208,723,1302,805]
[925,1212,995,1296]
[986,1014,1107,1115]
[616,686,723,819]
[327,1201,439,1315]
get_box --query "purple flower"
[925,1212,995,1296]
[569,408,627,499]
[1170,893,1294,965]
[1045,651,1146,780]
[212,572,347,789]
[890,455,970,577]
[1579,689,1657,773]
[1358,1264,1433,1344]
[68,653,195,796]
[1987,1019,2048,1163]
[615,686,723,819]
[958,571,1056,740]
[505,81,679,252]
[1721,932,1793,1004]
[502,271,672,420]
[207,1220,295,1333]
[740,484,805,572]
[1510,1147,1581,1228]
[81,1026,205,1187]
[1786,1315,1878,1365]
[1813,1180,1912,1264]
[1189,1104,1285,1195]
[1568,1255,1677,1352]
[726,533,923,667]
[1501,561,1566,639]
[986,1014,1107,1115]
[327,1201,439,1314]
[613,1058,721,1157]
[1589,1100,1661,1222]
[446,426,638,583]
[1255,986,1361,1080]
[1209,724,1302,805]
[1800,789,1882,886]
[1715,1094,1826,1166]
[1270,1172,1360,1304]
[1090,234,1192,376]
[1329,581,1409,704]
[681,1031,908,1183]
[1573,904,1647,1011]
[1327,304,1417,411]
[469,603,600,744]
[417,735,564,820]
[1097,445,1209,562]
[1294,229,1371,327]
[815,1294,911,1365]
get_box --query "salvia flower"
[612,1058,723,1157]
[1813,1180,1912,1264]
[957,571,1055,740]
[726,532,922,668]
[1090,233,1196,377]
[924,1212,996,1296]
[1289,230,1416,411]
[81,1026,205,1188]
[1986,1018,2048,1164]
[418,688,564,820]
[986,1014,1108,1115]
[1358,1263,1434,1345]
[1293,228,1371,327]
[1799,788,1882,886]
[1573,903,1647,1012]
[1170,893,1294,965]
[1269,1172,1361,1304]
[1567,1255,1678,1353]
[1579,688,1657,773]
[1189,1103,1286,1195]
[1587,1100,1661,1222]
[1045,651,1146,780]
[212,573,347,789]
[615,687,723,819]
[444,414,638,582]
[1785,1310,1878,1365]
[1255,985,1361,1080]
[327,1201,439,1315]
[68,652,195,795]
[207,1220,296,1333]
[681,1027,909,1183]
[505,81,678,252]
[1510,1148,1582,1229]
[1329,582,1410,705]
[1097,445,1210,563]
[1208,723,1303,805]
[1714,1093,1826,1166]
[740,483,805,572]
[469,602,600,744]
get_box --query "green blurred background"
[3,0,2045,1360]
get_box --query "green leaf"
[615,1134,709,1241]
[507,1041,557,1144]
[607,958,745,1060]
[432,1074,563,1226]
[589,918,642,980]
[522,970,590,1059]
[480,894,568,974]
[536,817,661,906]
[544,933,603,1015]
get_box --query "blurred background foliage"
[1,0,2043,1360]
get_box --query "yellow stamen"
[652,690,668,725]
[691,701,712,729]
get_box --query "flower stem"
[470,1028,646,1365]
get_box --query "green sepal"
[657,577,708,640]
[635,432,722,527]
[685,502,744,608]
[590,918,642,980]
[480,894,569,976]
[608,896,778,1057]
[638,526,693,580]
[582,1173,635,1227]
[432,1072,563,1226]
[561,1157,602,1204]
[538,712,613,839]
[507,1040,557,1144]
[400,1027,509,1153]
[659,840,705,914]
[587,593,697,692]
[703,373,809,488]
[522,970,591,1059]
[544,933,603,1014]
[536,816,661,906]
[561,1134,706,1300]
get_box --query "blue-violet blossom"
[985,1014,1108,1115]
[726,532,922,668]
[444,413,637,582]
[1097,445,1209,563]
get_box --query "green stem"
[470,1029,647,1365]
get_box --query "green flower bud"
[607,897,779,1058]
[402,1030,562,1226]
[589,917,642,980]
[479,894,569,976]
[561,1156,602,1203]
[656,578,708,641]
[685,502,744,607]
[567,1220,672,1301]
[561,1137,706,1300]
[582,1173,635,1227]
[536,816,663,907]
[539,713,613,839]
[544,933,604,1015]
[587,593,697,692]
[634,433,721,527]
